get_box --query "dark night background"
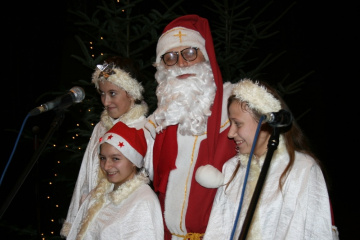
[1,0,358,239]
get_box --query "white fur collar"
[101,102,148,131]
[238,135,286,168]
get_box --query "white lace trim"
[75,171,149,240]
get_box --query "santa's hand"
[144,115,157,139]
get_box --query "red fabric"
[330,199,335,225]
[152,14,237,236]
[158,192,172,239]
[152,125,178,193]
[186,127,235,233]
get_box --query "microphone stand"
[33,125,42,239]
[238,127,280,240]
[0,109,65,219]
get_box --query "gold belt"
[172,232,204,240]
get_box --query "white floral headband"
[92,62,144,100]
[232,78,281,114]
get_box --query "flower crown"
[232,79,281,114]
[97,62,116,79]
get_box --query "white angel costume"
[204,136,338,240]
[66,172,163,240]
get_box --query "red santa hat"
[153,15,234,190]
[99,121,147,168]
[156,26,209,63]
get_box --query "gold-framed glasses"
[160,47,199,66]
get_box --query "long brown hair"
[225,81,328,191]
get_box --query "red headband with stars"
[99,121,147,168]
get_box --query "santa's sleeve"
[143,120,155,181]
[144,113,157,139]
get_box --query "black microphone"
[29,86,85,116]
[263,109,293,127]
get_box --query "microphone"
[263,109,293,127]
[29,86,85,116]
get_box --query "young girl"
[66,121,163,239]
[204,79,338,240]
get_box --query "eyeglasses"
[160,47,199,66]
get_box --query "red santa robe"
[151,15,237,239]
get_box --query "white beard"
[153,61,216,136]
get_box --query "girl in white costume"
[66,121,163,240]
[204,79,339,240]
[61,57,154,237]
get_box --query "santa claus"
[145,14,237,239]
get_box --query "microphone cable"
[229,115,265,240]
[0,113,30,186]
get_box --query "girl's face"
[99,81,134,119]
[227,101,270,157]
[99,142,136,189]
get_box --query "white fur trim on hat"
[232,79,281,114]
[92,65,144,100]
[156,27,209,64]
[100,132,144,168]
[195,164,224,188]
